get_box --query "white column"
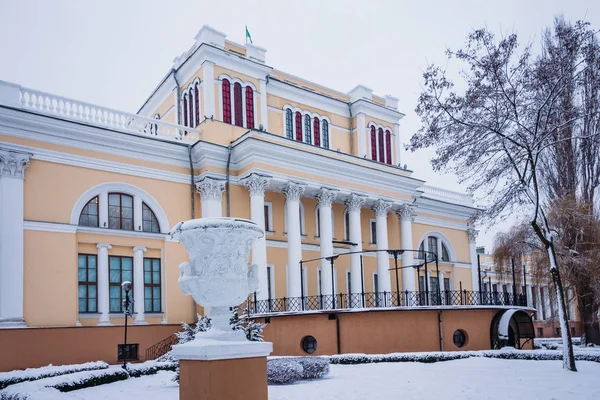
[282,182,305,299]
[395,123,402,166]
[133,246,147,324]
[172,86,180,124]
[202,61,215,119]
[526,284,534,308]
[196,178,225,218]
[438,271,445,305]
[396,204,416,292]
[356,113,366,157]
[373,199,392,294]
[346,194,366,306]
[133,195,143,232]
[96,243,112,326]
[99,192,108,228]
[259,78,268,131]
[467,228,480,293]
[316,188,337,302]
[0,149,31,327]
[241,174,270,301]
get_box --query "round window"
[453,330,467,348]
[301,335,318,354]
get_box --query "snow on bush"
[295,357,330,380]
[267,359,304,385]
[125,360,178,378]
[0,361,108,390]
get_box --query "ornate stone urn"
[169,218,272,359]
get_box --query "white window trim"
[282,104,332,149]
[415,231,456,263]
[71,182,169,233]
[264,201,274,233]
[369,218,377,245]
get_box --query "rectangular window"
[78,254,97,313]
[108,193,133,230]
[370,220,377,244]
[109,256,133,312]
[347,271,352,294]
[267,265,273,300]
[428,236,438,259]
[144,258,161,313]
[264,205,269,231]
[537,327,544,337]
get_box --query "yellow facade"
[0,25,479,329]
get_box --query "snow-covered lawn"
[52,357,598,400]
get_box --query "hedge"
[0,361,108,390]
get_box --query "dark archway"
[490,309,535,349]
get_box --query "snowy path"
[55,358,600,399]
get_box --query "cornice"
[413,196,477,220]
[350,99,405,124]
[23,220,168,240]
[268,78,349,118]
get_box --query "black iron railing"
[247,290,528,315]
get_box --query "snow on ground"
[50,358,599,400]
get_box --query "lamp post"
[121,280,133,370]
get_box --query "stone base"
[174,338,272,400]
[179,356,268,400]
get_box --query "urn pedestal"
[169,218,273,400]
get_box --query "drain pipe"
[348,103,354,156]
[438,310,444,351]
[225,142,233,217]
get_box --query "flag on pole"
[245,26,253,44]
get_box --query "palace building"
[0,26,537,370]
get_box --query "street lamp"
[121,280,133,370]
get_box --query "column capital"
[395,204,415,221]
[467,228,479,243]
[241,174,270,196]
[97,243,112,250]
[0,149,32,178]
[133,246,147,253]
[282,182,305,202]
[196,178,226,201]
[345,193,366,212]
[372,199,392,217]
[315,188,337,208]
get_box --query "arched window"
[222,79,231,123]
[188,89,194,128]
[79,196,99,227]
[385,130,392,165]
[295,111,302,141]
[322,120,329,149]
[108,193,133,230]
[194,83,200,127]
[369,126,377,160]
[441,243,450,262]
[233,82,243,127]
[313,117,320,147]
[245,86,254,129]
[378,128,385,163]
[304,114,312,144]
[183,94,189,127]
[285,109,293,139]
[142,202,160,233]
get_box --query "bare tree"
[409,22,599,370]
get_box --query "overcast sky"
[0,0,597,249]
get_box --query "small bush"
[295,357,330,380]
[0,361,108,390]
[125,361,178,378]
[52,369,129,392]
[267,359,304,385]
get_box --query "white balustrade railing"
[418,185,474,206]
[18,87,199,143]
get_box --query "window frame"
[109,256,134,313]
[222,79,231,124]
[142,202,160,233]
[108,193,134,231]
[78,254,98,313]
[285,109,293,139]
[264,201,273,232]
[78,196,99,227]
[245,86,255,129]
[370,219,377,245]
[143,258,162,313]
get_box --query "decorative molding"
[315,188,337,208]
[412,216,470,232]
[240,173,270,196]
[96,243,112,250]
[195,178,226,201]
[345,193,366,212]
[395,204,415,220]
[0,148,32,178]
[133,246,148,253]
[281,182,305,202]
[468,228,479,243]
[24,220,77,233]
[372,199,392,217]
[79,226,167,240]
